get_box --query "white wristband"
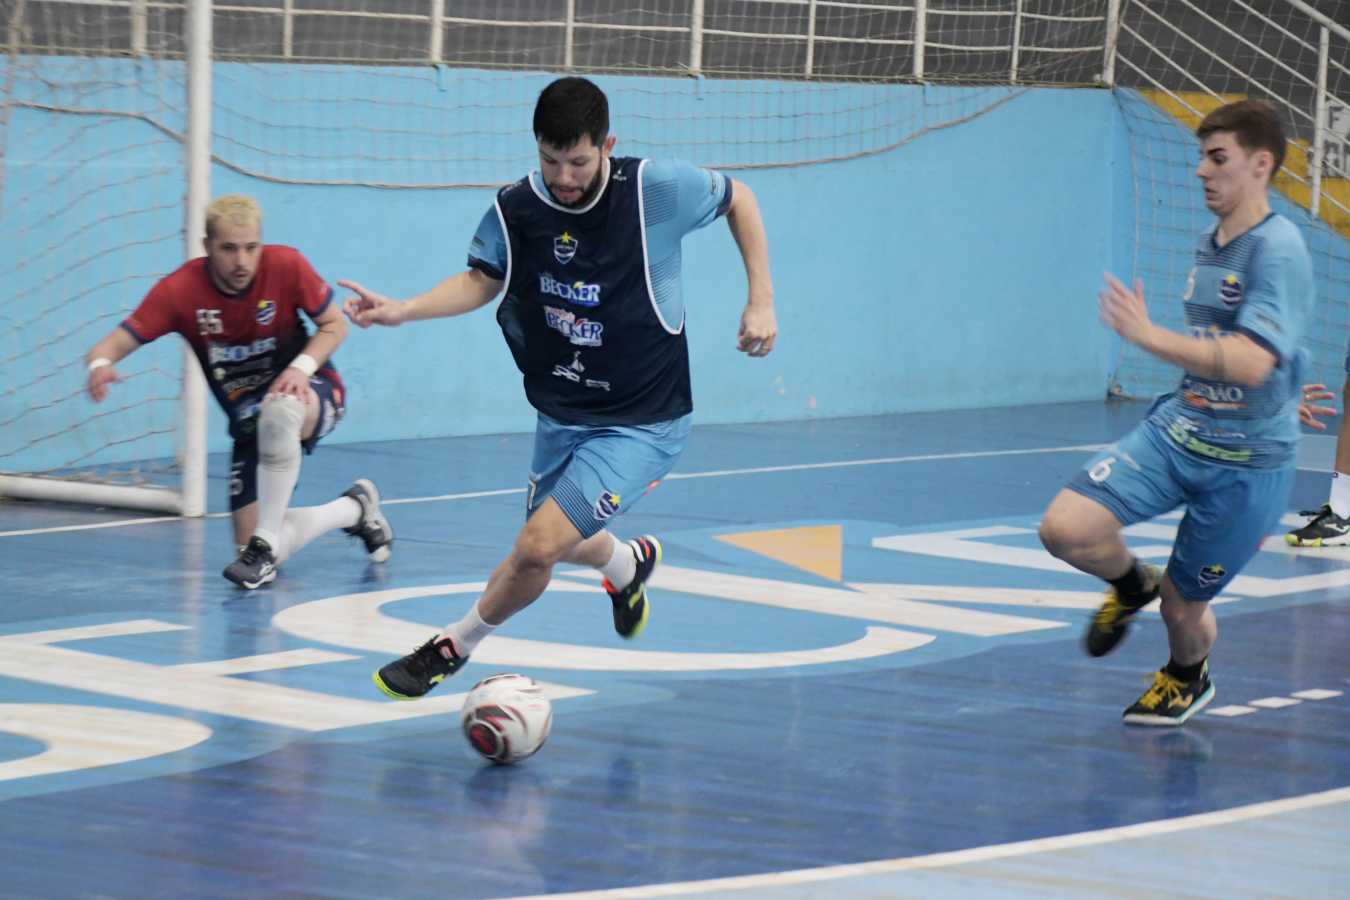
[88,357,112,373]
[288,353,319,377]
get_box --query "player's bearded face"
[539,137,609,208]
[205,220,263,294]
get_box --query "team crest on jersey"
[1198,563,1226,587]
[255,299,277,325]
[593,490,621,521]
[554,231,578,265]
[1218,274,1242,306]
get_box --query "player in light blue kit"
[341,76,778,699]
[1039,99,1315,725]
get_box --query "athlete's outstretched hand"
[1099,273,1153,346]
[737,302,777,357]
[339,280,405,328]
[1298,382,1337,430]
[87,364,122,402]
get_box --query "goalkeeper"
[85,194,393,589]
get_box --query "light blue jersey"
[1144,212,1314,469]
[1069,211,1314,599]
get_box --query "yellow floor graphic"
[716,524,843,582]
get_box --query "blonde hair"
[204,194,263,240]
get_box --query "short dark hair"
[1196,99,1286,177]
[533,77,609,150]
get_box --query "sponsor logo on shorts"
[1198,563,1226,587]
[593,490,621,521]
[229,459,247,497]
[1165,417,1252,463]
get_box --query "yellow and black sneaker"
[1285,504,1350,547]
[1122,664,1215,726]
[373,634,467,700]
[604,535,661,639]
[1085,564,1163,658]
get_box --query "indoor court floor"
[1,399,1347,899]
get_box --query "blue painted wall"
[1,61,1131,466]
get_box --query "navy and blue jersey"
[1144,213,1314,469]
[469,156,732,425]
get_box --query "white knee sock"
[273,497,361,564]
[1331,472,1350,517]
[252,394,307,550]
[597,532,637,587]
[440,602,496,657]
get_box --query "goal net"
[1,0,1112,513]
[1109,0,1350,401]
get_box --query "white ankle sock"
[597,533,637,587]
[1328,474,1350,518]
[440,602,496,657]
[273,496,361,564]
[1331,472,1350,518]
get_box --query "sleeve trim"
[119,321,149,344]
[716,174,734,218]
[1235,325,1283,366]
[469,257,505,281]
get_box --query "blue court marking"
[1,404,1348,898]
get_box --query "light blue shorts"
[1067,421,1294,600]
[526,412,693,538]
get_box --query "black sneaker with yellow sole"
[373,635,467,700]
[1285,504,1350,547]
[604,535,661,639]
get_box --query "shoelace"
[1298,505,1335,523]
[403,640,440,678]
[239,543,266,565]
[1138,672,1185,710]
[405,639,456,678]
[1094,594,1126,628]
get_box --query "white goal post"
[0,0,210,516]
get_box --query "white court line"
[0,443,1108,539]
[0,516,185,539]
[504,785,1350,899]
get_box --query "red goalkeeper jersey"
[122,245,342,439]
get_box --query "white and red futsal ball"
[460,674,552,765]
